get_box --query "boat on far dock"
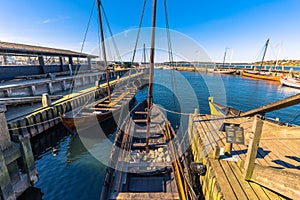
[242,70,281,81]
[242,39,282,82]
[207,68,236,74]
[280,68,300,89]
[208,48,236,75]
[281,77,300,89]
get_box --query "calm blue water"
[33,70,300,199]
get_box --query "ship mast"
[260,38,270,72]
[145,0,157,151]
[143,43,147,66]
[97,0,111,102]
[222,47,228,69]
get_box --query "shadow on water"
[30,121,117,200]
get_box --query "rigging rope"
[101,3,122,62]
[154,104,191,116]
[8,116,61,131]
[163,0,183,137]
[131,0,147,63]
[69,0,96,94]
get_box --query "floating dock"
[188,109,300,199]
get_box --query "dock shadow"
[272,159,300,170]
[256,147,271,159]
[286,155,300,163]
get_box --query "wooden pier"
[0,70,127,98]
[5,69,146,138]
[188,110,300,199]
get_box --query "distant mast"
[222,47,228,69]
[260,38,270,71]
[97,0,111,102]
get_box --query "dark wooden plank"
[241,93,300,117]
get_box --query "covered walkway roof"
[0,41,97,58]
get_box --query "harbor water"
[33,69,300,200]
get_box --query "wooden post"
[223,143,232,156]
[0,104,15,200]
[212,145,220,159]
[3,55,7,65]
[38,56,46,74]
[19,135,38,184]
[59,56,64,72]
[243,115,263,180]
[0,105,11,151]
[95,80,100,88]
[42,93,52,107]
[87,57,92,69]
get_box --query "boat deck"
[189,114,300,199]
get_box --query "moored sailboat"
[208,48,236,74]
[242,39,282,81]
[280,69,300,89]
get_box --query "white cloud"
[42,19,51,24]
[42,16,70,24]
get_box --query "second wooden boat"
[241,70,281,81]
[62,89,136,130]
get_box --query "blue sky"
[0,0,299,62]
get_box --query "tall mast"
[145,0,157,152]
[97,0,111,102]
[260,38,270,71]
[222,47,228,68]
[147,0,157,111]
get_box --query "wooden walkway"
[188,113,300,200]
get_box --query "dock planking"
[189,113,300,200]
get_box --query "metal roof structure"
[0,42,97,58]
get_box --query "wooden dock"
[5,70,146,138]
[188,111,300,199]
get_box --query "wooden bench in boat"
[133,119,148,123]
[89,107,117,111]
[134,111,148,115]
[96,104,122,107]
[120,161,171,168]
[111,192,180,200]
